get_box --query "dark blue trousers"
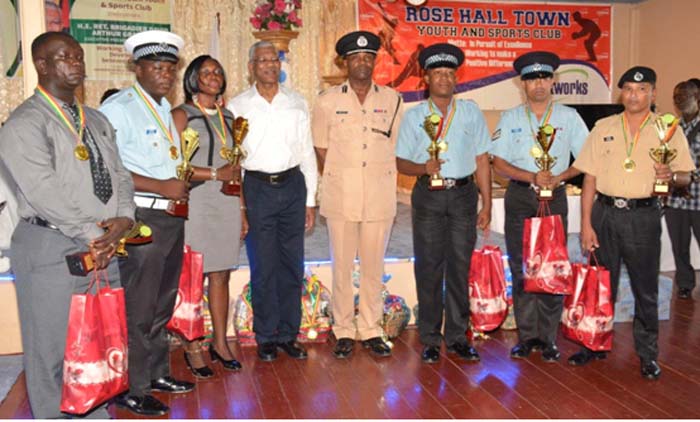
[243,168,306,344]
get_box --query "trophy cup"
[66,222,153,276]
[167,128,199,218]
[532,124,558,200]
[649,113,680,196]
[423,114,448,190]
[221,117,248,196]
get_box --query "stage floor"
[1,291,699,419]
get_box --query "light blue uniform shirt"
[396,99,491,178]
[490,103,589,175]
[100,83,181,189]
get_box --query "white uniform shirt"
[228,84,318,207]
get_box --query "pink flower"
[288,11,301,25]
[267,20,282,30]
[250,16,262,29]
[274,0,286,14]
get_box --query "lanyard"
[621,112,652,158]
[525,101,553,141]
[133,85,177,159]
[428,98,457,141]
[37,85,84,144]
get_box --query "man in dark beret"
[571,66,695,379]
[313,30,403,359]
[396,43,492,363]
[491,51,589,363]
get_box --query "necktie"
[64,103,113,204]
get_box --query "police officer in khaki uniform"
[572,66,695,379]
[312,31,403,359]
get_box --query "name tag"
[511,128,522,133]
[335,110,349,115]
[373,109,387,113]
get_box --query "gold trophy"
[221,117,248,196]
[423,114,448,190]
[532,124,558,200]
[167,128,199,218]
[649,113,680,196]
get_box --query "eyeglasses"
[253,57,281,64]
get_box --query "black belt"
[417,174,473,189]
[509,180,566,190]
[245,166,299,185]
[24,216,59,230]
[597,193,658,210]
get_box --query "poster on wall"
[1,0,20,77]
[70,0,171,80]
[357,0,612,109]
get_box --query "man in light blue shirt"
[491,51,588,363]
[100,30,193,417]
[396,43,492,364]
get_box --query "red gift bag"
[60,273,128,415]
[561,253,614,351]
[469,244,508,332]
[166,245,205,340]
[523,203,573,294]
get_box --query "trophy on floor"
[221,117,248,196]
[649,113,680,196]
[66,222,153,276]
[167,128,199,218]
[532,124,558,200]
[423,114,448,190]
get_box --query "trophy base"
[652,183,670,196]
[538,188,554,201]
[428,178,446,191]
[166,201,189,218]
[221,181,241,196]
[65,252,95,276]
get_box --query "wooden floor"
[1,291,699,419]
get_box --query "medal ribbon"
[525,101,553,141]
[133,85,175,149]
[428,98,457,141]
[194,101,228,149]
[301,275,322,329]
[37,85,84,146]
[621,112,652,159]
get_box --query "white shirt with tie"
[228,84,318,207]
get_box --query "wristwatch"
[210,167,218,181]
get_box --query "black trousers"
[243,168,306,344]
[412,179,478,347]
[118,208,184,396]
[505,183,567,344]
[591,199,661,361]
[664,207,700,291]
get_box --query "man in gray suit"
[0,32,135,418]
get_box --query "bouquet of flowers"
[250,0,303,30]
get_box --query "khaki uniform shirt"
[574,112,695,198]
[312,82,403,221]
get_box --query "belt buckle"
[445,179,456,189]
[269,174,279,185]
[613,198,629,209]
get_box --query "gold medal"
[307,328,318,340]
[169,146,179,160]
[220,147,230,160]
[530,146,543,158]
[623,158,636,172]
[74,144,89,161]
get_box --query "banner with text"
[358,0,611,109]
[70,0,171,80]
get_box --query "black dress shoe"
[257,342,278,361]
[277,340,308,359]
[421,346,440,363]
[362,337,392,357]
[333,338,355,359]
[541,343,561,362]
[529,338,546,351]
[641,359,661,380]
[210,347,243,371]
[114,394,169,416]
[150,376,195,394]
[678,288,692,299]
[183,351,214,379]
[447,343,480,362]
[567,348,607,366]
[510,341,533,359]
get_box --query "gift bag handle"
[537,200,552,217]
[84,270,111,294]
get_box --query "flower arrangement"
[250,0,303,31]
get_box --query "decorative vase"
[252,29,299,53]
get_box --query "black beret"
[617,66,656,88]
[418,43,464,70]
[335,31,380,57]
[513,51,560,80]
